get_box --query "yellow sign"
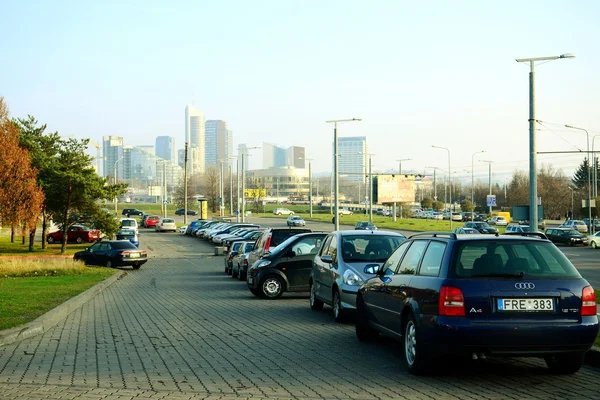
[200,199,208,219]
[244,189,267,198]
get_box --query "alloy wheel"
[405,320,417,367]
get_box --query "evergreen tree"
[572,158,592,190]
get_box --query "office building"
[337,136,367,182]
[185,105,205,174]
[263,142,305,169]
[205,120,233,168]
[103,135,124,182]
[286,146,305,169]
[155,136,176,161]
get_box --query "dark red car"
[46,225,100,244]
[144,215,160,228]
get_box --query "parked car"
[247,233,328,298]
[583,218,600,233]
[223,230,264,253]
[505,225,529,233]
[451,212,463,222]
[224,241,246,275]
[143,215,160,228]
[339,208,353,215]
[355,221,377,230]
[209,224,260,243]
[185,219,211,235]
[475,213,488,222]
[451,227,480,234]
[119,218,139,233]
[46,225,101,244]
[546,228,588,246]
[463,221,498,234]
[115,228,139,247]
[309,231,406,322]
[559,220,588,233]
[232,241,257,280]
[155,218,177,232]
[121,208,144,216]
[488,216,508,226]
[432,212,444,220]
[587,232,600,249]
[287,216,306,227]
[273,208,294,215]
[461,212,475,222]
[178,225,187,234]
[245,228,312,281]
[74,240,148,269]
[355,231,599,375]
[175,208,198,216]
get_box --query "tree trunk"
[41,211,48,249]
[60,191,72,255]
[10,226,14,243]
[29,228,35,252]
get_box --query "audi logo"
[515,282,535,290]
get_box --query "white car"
[587,232,600,248]
[505,225,528,233]
[338,208,353,215]
[119,218,139,234]
[431,212,444,220]
[273,208,294,215]
[560,219,588,233]
[451,212,462,222]
[488,216,508,226]
[178,225,188,234]
[155,218,177,232]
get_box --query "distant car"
[587,232,600,249]
[155,218,177,232]
[119,218,139,234]
[232,241,257,280]
[463,221,498,234]
[451,212,462,222]
[115,228,139,247]
[505,225,529,233]
[546,228,588,246]
[273,208,294,215]
[178,225,188,234]
[560,220,589,233]
[461,212,475,221]
[451,227,481,234]
[175,208,198,216]
[489,216,508,226]
[46,225,100,244]
[287,215,306,226]
[583,218,600,233]
[143,215,160,228]
[121,208,144,216]
[355,221,377,230]
[73,240,147,269]
[339,208,353,215]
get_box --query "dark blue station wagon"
[355,232,599,375]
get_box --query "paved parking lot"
[0,227,599,399]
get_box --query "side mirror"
[321,255,333,264]
[363,264,380,274]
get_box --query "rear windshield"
[111,241,138,249]
[162,219,175,223]
[121,220,136,226]
[341,235,406,263]
[452,240,580,279]
[271,229,311,247]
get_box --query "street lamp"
[241,146,260,223]
[326,118,362,231]
[305,158,314,217]
[359,152,374,223]
[592,134,600,197]
[424,166,446,204]
[516,53,575,232]
[480,160,494,216]
[567,186,574,220]
[432,145,452,230]
[229,156,236,216]
[397,158,411,175]
[565,124,593,233]
[471,150,486,220]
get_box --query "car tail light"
[582,286,597,316]
[264,234,272,251]
[439,286,465,316]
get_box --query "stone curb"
[585,346,600,367]
[0,270,127,347]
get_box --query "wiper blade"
[472,272,525,278]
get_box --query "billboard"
[244,188,267,198]
[373,175,416,203]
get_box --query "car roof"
[408,232,547,241]
[337,230,403,237]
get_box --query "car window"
[99,242,111,252]
[418,241,446,277]
[291,236,324,255]
[319,236,333,256]
[326,236,338,263]
[340,235,405,263]
[397,240,428,275]
[381,241,410,275]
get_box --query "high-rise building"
[286,146,305,169]
[103,135,124,182]
[263,142,288,169]
[205,120,233,168]
[337,136,367,182]
[185,105,205,174]
[155,136,176,161]
[178,149,185,168]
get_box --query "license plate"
[248,277,253,284]
[130,253,139,258]
[497,298,554,311]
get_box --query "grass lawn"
[0,268,116,330]
[0,231,89,256]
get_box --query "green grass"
[0,230,91,256]
[0,268,117,330]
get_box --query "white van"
[119,218,139,234]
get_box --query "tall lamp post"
[397,158,411,175]
[432,145,452,230]
[228,156,236,216]
[306,158,314,217]
[360,152,375,224]
[516,53,575,232]
[471,150,486,220]
[592,134,600,198]
[183,142,188,224]
[326,118,362,231]
[480,160,494,216]
[567,186,574,220]
[240,146,260,223]
[113,157,123,215]
[565,124,593,233]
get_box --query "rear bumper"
[420,315,599,356]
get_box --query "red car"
[144,215,160,228]
[46,225,101,244]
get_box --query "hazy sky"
[1,0,599,184]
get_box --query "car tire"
[403,314,430,375]
[106,260,113,268]
[592,241,598,249]
[232,267,238,279]
[76,237,83,244]
[544,352,585,374]
[290,212,294,215]
[260,276,284,299]
[332,290,346,322]
[47,236,55,244]
[309,281,324,311]
[356,295,377,342]
[249,287,262,298]
[238,269,246,281]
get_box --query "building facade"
[155,136,176,162]
[185,105,205,174]
[205,120,233,168]
[337,136,367,182]
[103,135,124,182]
[246,167,310,201]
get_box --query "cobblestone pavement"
[0,230,599,400]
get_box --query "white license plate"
[248,277,253,284]
[497,298,554,311]
[129,253,139,258]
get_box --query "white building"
[337,136,367,182]
[185,105,205,174]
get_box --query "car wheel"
[356,295,377,342]
[592,241,598,249]
[106,260,113,268]
[76,237,83,244]
[545,352,585,374]
[224,264,229,274]
[569,241,574,247]
[290,212,294,215]
[332,290,346,322]
[232,267,238,278]
[47,236,55,244]
[260,276,284,299]
[238,269,246,281]
[309,281,324,311]
[404,314,430,375]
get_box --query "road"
[0,222,598,399]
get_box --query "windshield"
[341,235,406,263]
[476,222,491,228]
[567,229,581,236]
[451,240,580,279]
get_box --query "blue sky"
[1,0,599,183]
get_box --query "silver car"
[309,231,406,322]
